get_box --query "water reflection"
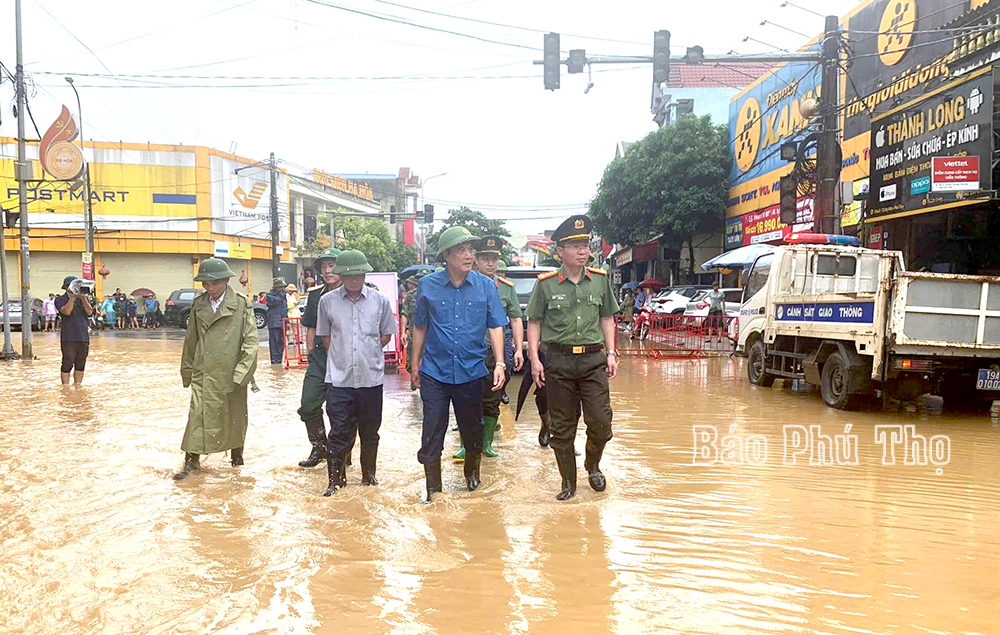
[0,335,997,634]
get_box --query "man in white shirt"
[316,250,397,496]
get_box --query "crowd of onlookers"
[40,286,164,332]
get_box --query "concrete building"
[1,138,295,302]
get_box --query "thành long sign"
[868,66,993,220]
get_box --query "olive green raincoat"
[180,287,259,454]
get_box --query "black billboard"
[868,67,994,219]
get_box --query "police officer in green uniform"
[454,237,523,461]
[296,247,342,467]
[526,215,620,500]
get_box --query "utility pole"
[1,210,17,359]
[269,152,280,278]
[14,0,33,359]
[815,15,842,234]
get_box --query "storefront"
[725,0,997,274]
[1,137,293,300]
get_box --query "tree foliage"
[330,215,418,272]
[589,114,730,279]
[427,207,514,262]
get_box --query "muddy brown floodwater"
[1,333,999,634]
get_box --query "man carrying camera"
[55,276,94,386]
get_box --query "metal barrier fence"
[615,314,738,358]
[283,317,308,368]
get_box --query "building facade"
[726,0,999,275]
[2,138,294,302]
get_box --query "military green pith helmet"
[332,249,374,275]
[436,226,479,258]
[497,260,508,273]
[315,247,341,267]
[272,277,287,289]
[194,258,237,282]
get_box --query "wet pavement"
[1,333,999,634]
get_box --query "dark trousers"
[482,355,501,419]
[268,327,284,363]
[60,341,89,373]
[297,345,328,447]
[325,385,383,456]
[418,373,485,464]
[544,349,613,452]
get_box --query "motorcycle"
[630,305,653,341]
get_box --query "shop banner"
[869,67,993,219]
[739,198,814,246]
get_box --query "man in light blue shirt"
[316,250,397,496]
[411,226,507,501]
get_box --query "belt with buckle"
[547,342,604,354]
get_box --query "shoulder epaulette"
[587,266,608,275]
[497,276,514,287]
[537,270,559,281]
[307,284,324,292]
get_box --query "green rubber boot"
[483,416,499,458]
[453,445,466,462]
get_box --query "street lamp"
[65,76,94,254]
[419,172,447,262]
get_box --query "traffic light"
[424,204,434,224]
[544,33,560,91]
[653,30,671,86]
[3,209,20,229]
[780,175,798,225]
[390,204,397,224]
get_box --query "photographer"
[55,276,94,386]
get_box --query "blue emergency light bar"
[785,233,861,246]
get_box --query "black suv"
[164,288,268,329]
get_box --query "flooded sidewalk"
[1,334,998,634]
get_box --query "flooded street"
[2,333,999,635]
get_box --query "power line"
[33,1,175,140]
[301,0,539,51]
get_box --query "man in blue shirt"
[411,226,508,501]
[265,277,288,364]
[54,276,93,385]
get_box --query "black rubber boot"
[424,460,443,502]
[298,444,326,468]
[231,446,244,466]
[464,450,482,491]
[553,448,577,500]
[172,453,200,481]
[538,412,551,447]
[323,451,347,497]
[500,390,510,405]
[360,444,379,486]
[584,440,607,492]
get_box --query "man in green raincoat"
[174,257,260,481]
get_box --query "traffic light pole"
[14,0,32,359]
[815,15,842,234]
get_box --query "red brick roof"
[666,63,775,89]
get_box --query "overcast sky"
[2,0,861,234]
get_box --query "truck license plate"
[976,368,1000,391]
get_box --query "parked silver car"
[0,299,44,331]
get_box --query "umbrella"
[637,278,665,289]
[130,288,154,297]
[701,244,776,272]
[399,264,434,279]
[619,281,640,291]
[515,359,537,421]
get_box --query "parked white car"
[682,288,743,317]
[649,286,710,314]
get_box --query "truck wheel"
[821,352,858,410]
[747,341,775,387]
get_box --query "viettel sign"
[39,105,85,181]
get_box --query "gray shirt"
[316,285,398,388]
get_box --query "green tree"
[333,216,396,271]
[427,207,513,261]
[590,114,730,281]
[390,241,419,271]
